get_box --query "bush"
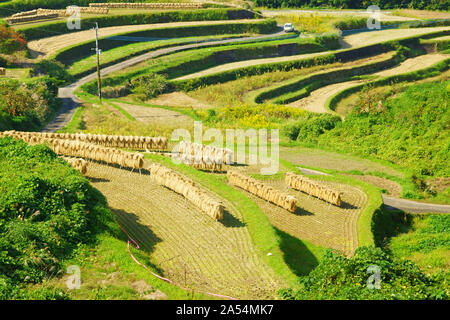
[0,77,60,131]
[130,73,168,100]
[318,80,450,178]
[33,60,74,85]
[279,246,448,300]
[0,22,26,54]
[0,137,115,298]
[284,113,341,142]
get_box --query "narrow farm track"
[86,161,283,299]
[232,179,366,256]
[288,53,450,112]
[27,19,260,59]
[174,26,450,80]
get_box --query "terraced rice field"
[279,146,404,177]
[231,178,367,256]
[147,92,212,109]
[175,26,450,80]
[288,53,449,112]
[27,19,258,59]
[86,161,283,299]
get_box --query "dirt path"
[27,19,259,59]
[87,161,282,299]
[288,53,449,112]
[114,102,194,127]
[175,26,450,80]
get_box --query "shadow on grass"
[112,208,164,275]
[87,177,110,183]
[293,206,314,216]
[220,208,246,228]
[275,227,320,277]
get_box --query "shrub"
[279,246,448,300]
[0,22,26,54]
[0,137,114,298]
[284,113,341,142]
[0,77,60,131]
[130,73,168,100]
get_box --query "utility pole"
[94,22,102,101]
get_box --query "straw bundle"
[61,156,88,175]
[177,141,233,171]
[89,2,203,9]
[6,13,59,24]
[150,163,223,220]
[227,170,297,212]
[66,7,109,14]
[2,131,144,170]
[2,130,168,151]
[11,9,38,17]
[285,172,342,206]
[36,9,68,16]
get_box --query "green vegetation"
[373,210,449,273]
[253,0,449,11]
[129,73,169,100]
[190,60,345,107]
[0,77,60,131]
[279,246,448,300]
[254,50,400,104]
[194,103,309,129]
[287,80,449,183]
[0,21,26,54]
[276,12,368,34]
[53,19,278,75]
[0,137,114,298]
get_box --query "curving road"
[41,27,287,132]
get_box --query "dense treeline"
[279,246,448,300]
[0,137,115,299]
[253,0,449,11]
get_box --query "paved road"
[298,167,450,214]
[41,28,286,132]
